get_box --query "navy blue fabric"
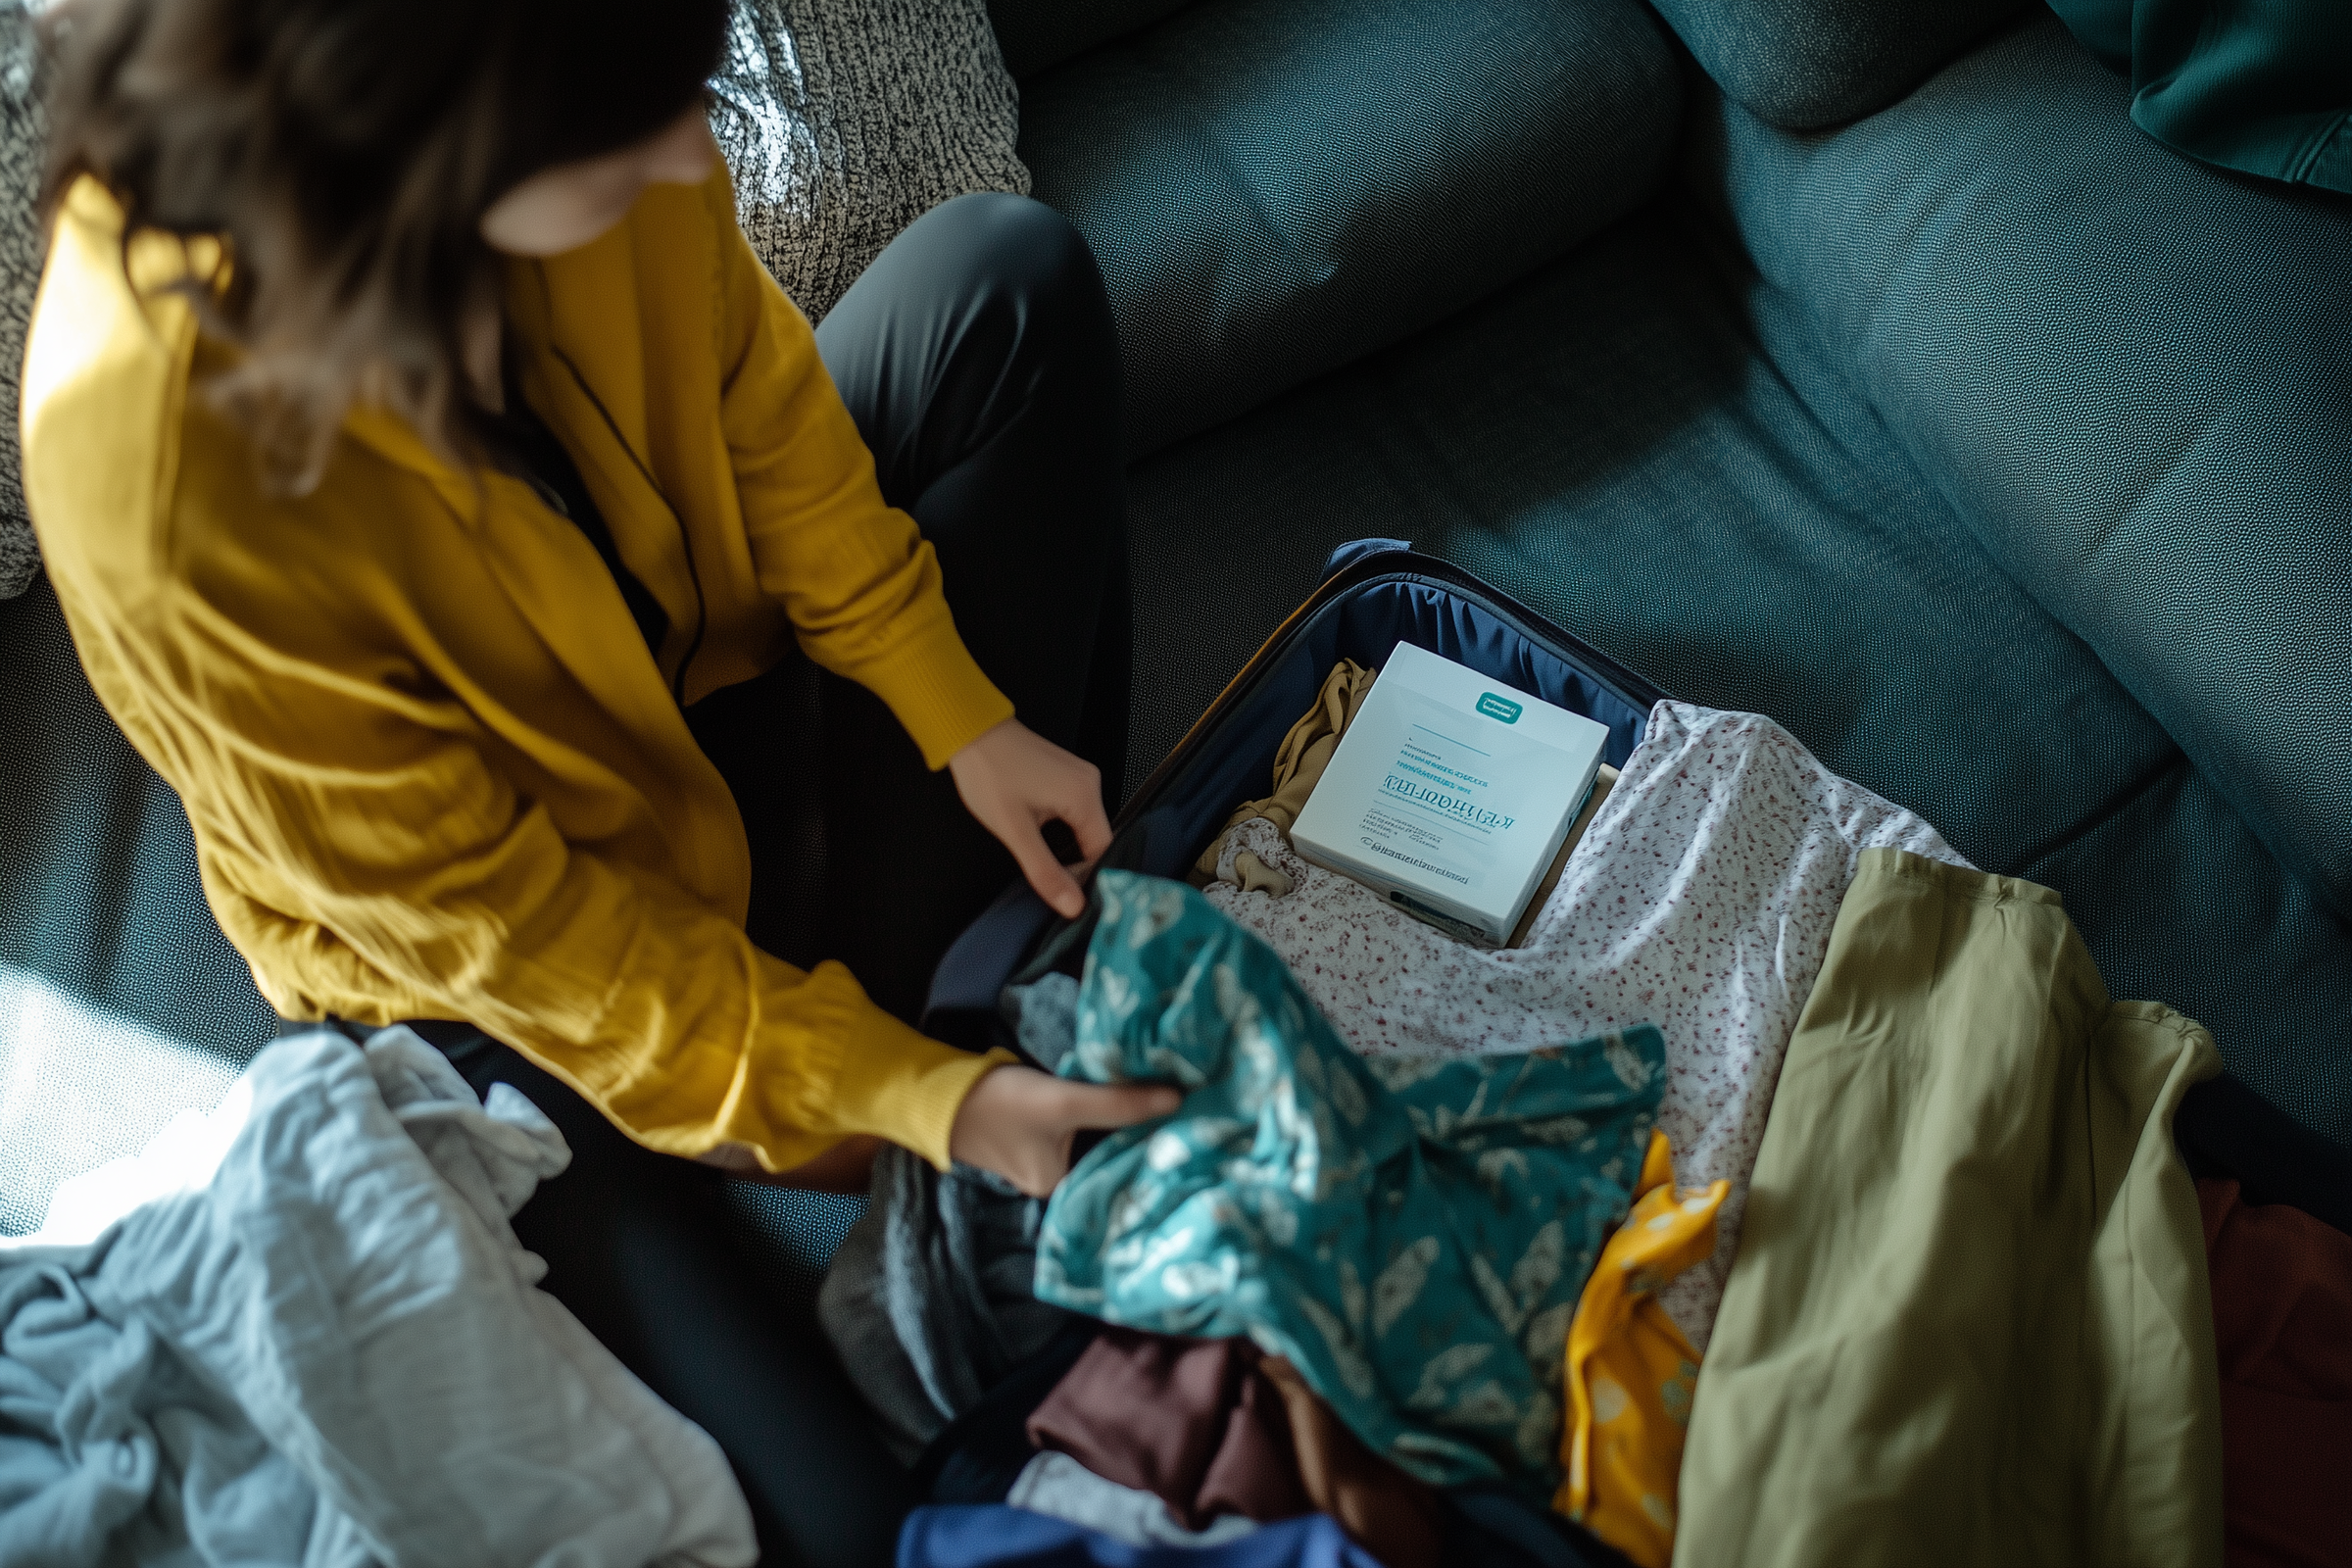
[1016,0,1683,456]
[913,1319,1100,1505]
[1686,15,2352,920]
[900,1508,1380,1567]
[1113,202,2352,1143]
[1447,1485,1641,1568]
[2177,1074,2352,1241]
[1319,538,1412,583]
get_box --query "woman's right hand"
[949,1063,1181,1198]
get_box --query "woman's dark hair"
[38,0,729,492]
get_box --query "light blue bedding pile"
[0,1026,755,1567]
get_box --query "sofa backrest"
[983,0,1197,77]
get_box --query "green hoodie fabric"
[2049,0,2351,194]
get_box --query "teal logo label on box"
[1475,692,1523,724]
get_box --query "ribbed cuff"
[820,995,1014,1170]
[859,609,1016,770]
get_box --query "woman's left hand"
[947,718,1111,919]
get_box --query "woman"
[23,0,1177,1556]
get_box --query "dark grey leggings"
[349,196,1128,1567]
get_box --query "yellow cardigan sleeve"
[709,176,1013,769]
[148,580,1004,1173]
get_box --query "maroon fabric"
[1025,1328,1308,1529]
[2198,1178,2352,1568]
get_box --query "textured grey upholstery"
[1017,0,1682,457]
[1686,14,2352,919]
[1645,0,2024,128]
[1117,203,2352,1143]
[982,0,1196,78]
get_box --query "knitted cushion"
[1,1,45,599]
[710,0,1032,322]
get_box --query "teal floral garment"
[1035,871,1665,1494]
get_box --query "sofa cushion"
[1016,0,1681,457]
[982,0,1195,79]
[1644,0,2024,130]
[1687,13,2352,919]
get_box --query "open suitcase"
[923,538,1668,1054]
[902,538,2352,1564]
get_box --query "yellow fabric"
[1189,657,1381,888]
[22,172,1016,1173]
[1674,849,2223,1568]
[1555,1130,1727,1568]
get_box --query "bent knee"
[918,191,1108,319]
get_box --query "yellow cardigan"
[22,171,1015,1173]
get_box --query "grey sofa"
[1,0,2346,1516]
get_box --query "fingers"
[1061,1079,1184,1130]
[1004,821,1087,918]
[1063,780,1113,866]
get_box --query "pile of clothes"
[829,667,2312,1568]
[0,1027,756,1568]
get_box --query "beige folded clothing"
[1676,848,2223,1568]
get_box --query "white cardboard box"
[1290,643,1608,945]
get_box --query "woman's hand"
[947,718,1111,919]
[949,1063,1181,1198]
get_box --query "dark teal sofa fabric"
[2048,0,2352,194]
[1015,0,1683,456]
[1643,0,2025,128]
[982,0,1195,79]
[1686,13,2352,920]
[1115,204,2352,1143]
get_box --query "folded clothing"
[0,1026,755,1568]
[2198,1177,2352,1568]
[1678,849,2222,1568]
[1037,870,1665,1494]
[1203,701,1969,1350]
[819,1142,1071,1464]
[1028,1328,1446,1567]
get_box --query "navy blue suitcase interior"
[922,539,1669,1054]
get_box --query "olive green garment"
[1675,849,2223,1568]
[2050,0,2351,194]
